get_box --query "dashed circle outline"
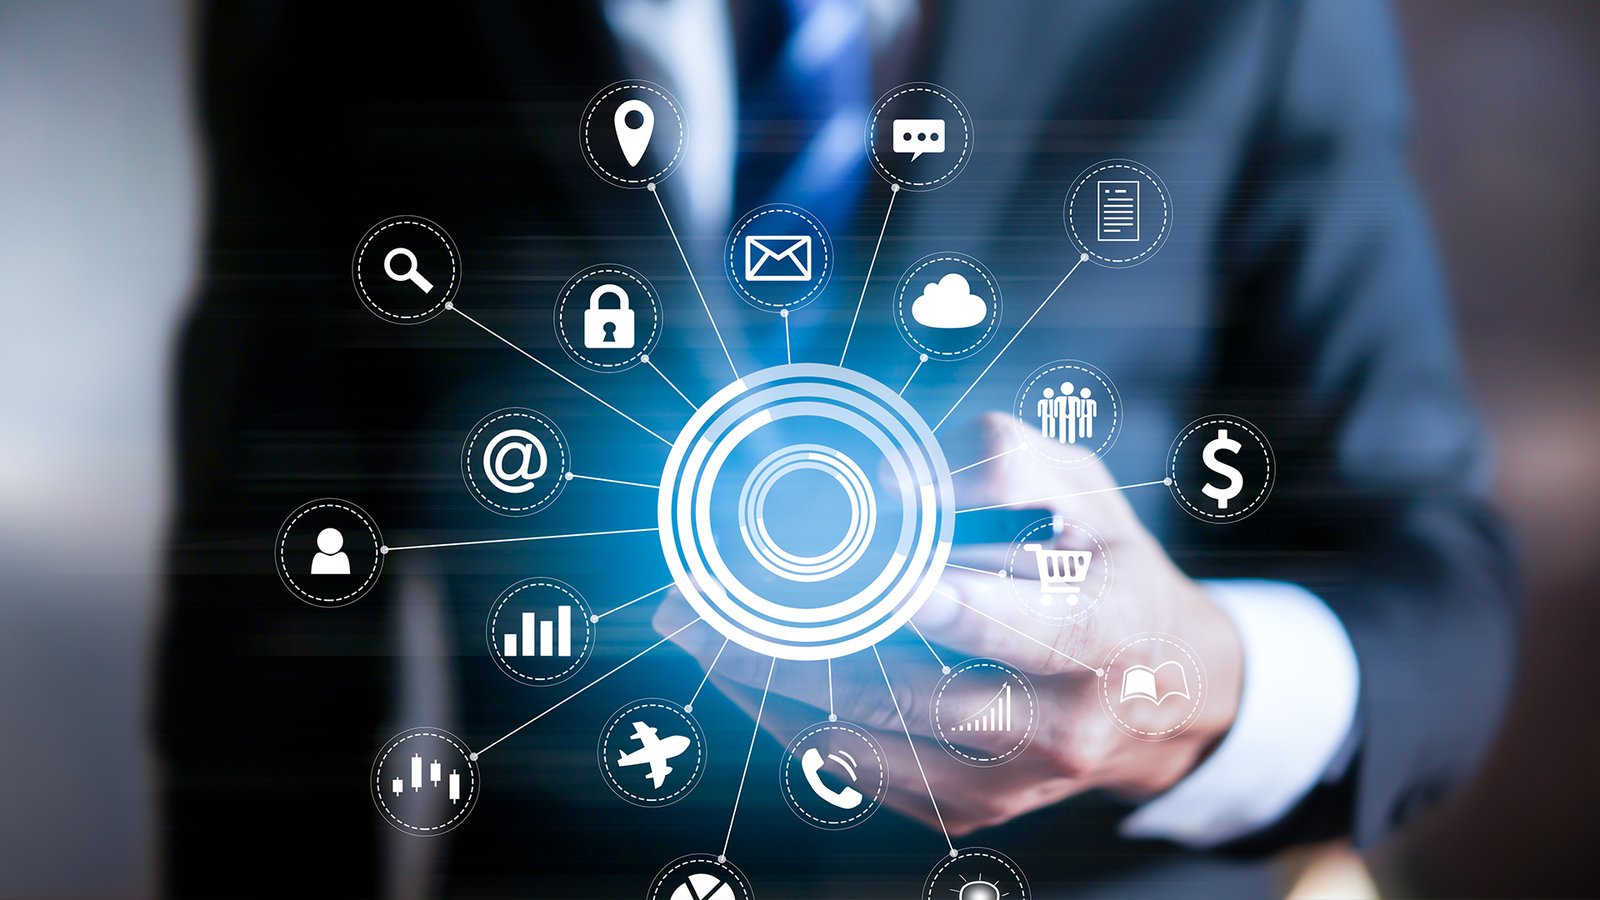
[275,498,383,607]
[485,578,595,686]
[1012,359,1122,467]
[1064,159,1172,267]
[597,698,706,807]
[931,659,1039,767]
[892,253,1003,360]
[351,216,458,323]
[1099,633,1207,740]
[779,721,887,829]
[370,728,479,836]
[553,264,662,372]
[580,80,685,188]
[461,408,571,516]
[1003,516,1114,625]
[866,83,973,190]
[724,205,834,312]
[648,854,753,900]
[1167,415,1275,522]
[923,847,1031,900]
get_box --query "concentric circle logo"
[738,445,877,583]
[659,365,954,660]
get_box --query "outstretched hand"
[655,413,1242,836]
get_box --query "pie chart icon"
[670,872,736,900]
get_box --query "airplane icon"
[616,720,691,789]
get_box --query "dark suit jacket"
[156,2,1518,896]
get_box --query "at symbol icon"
[484,429,548,493]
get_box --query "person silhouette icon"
[1037,387,1057,440]
[1078,386,1097,439]
[310,527,351,575]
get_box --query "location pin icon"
[614,99,655,168]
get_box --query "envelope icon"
[744,235,813,282]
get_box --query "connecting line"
[567,472,661,491]
[721,656,777,862]
[872,645,956,856]
[382,526,658,554]
[784,313,792,365]
[955,478,1169,515]
[907,622,948,672]
[473,617,702,758]
[950,444,1024,476]
[934,254,1089,432]
[449,305,670,445]
[649,183,739,380]
[900,353,927,396]
[685,638,729,711]
[826,659,835,720]
[839,185,900,366]
[945,561,1006,578]
[933,588,1103,677]
[645,356,699,411]
[593,582,674,621]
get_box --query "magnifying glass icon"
[383,247,434,293]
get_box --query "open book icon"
[1119,660,1191,706]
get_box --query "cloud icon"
[911,272,988,329]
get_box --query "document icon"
[744,235,813,282]
[1097,180,1139,242]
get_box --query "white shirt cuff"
[1119,579,1360,847]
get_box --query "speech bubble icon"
[892,118,945,161]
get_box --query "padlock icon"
[583,283,635,349]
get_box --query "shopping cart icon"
[1022,543,1093,606]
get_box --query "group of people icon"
[1036,382,1098,445]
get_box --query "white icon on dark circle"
[617,720,691,789]
[744,235,812,282]
[958,879,1001,900]
[383,247,434,293]
[1036,382,1098,445]
[801,747,864,810]
[614,98,655,167]
[1201,427,1244,509]
[584,284,636,348]
[669,874,737,900]
[483,430,548,494]
[911,272,986,329]
[1097,180,1140,242]
[891,118,945,160]
[1022,543,1091,605]
[1119,660,1191,706]
[310,527,350,575]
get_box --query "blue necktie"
[735,0,871,363]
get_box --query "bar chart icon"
[1097,180,1140,242]
[503,605,573,658]
[954,682,1013,733]
[487,578,595,686]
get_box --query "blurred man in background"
[147,2,1523,897]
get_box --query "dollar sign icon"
[1201,428,1244,509]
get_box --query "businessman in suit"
[157,2,1517,896]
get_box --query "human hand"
[654,413,1242,836]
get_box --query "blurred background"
[0,1,1594,896]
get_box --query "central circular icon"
[738,445,877,583]
[659,365,954,661]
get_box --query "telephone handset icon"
[800,747,864,810]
